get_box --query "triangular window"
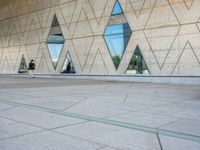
[126,46,150,75]
[18,55,27,73]
[61,52,75,74]
[112,0,123,15]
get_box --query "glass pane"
[104,34,124,57]
[47,44,64,64]
[47,15,65,69]
[51,16,60,27]
[112,0,122,15]
[104,24,124,35]
[104,23,132,69]
[61,52,75,74]
[104,0,132,69]
[18,55,27,73]
[126,46,150,75]
[47,34,64,44]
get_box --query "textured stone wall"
[0,0,200,75]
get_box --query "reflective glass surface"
[104,23,132,69]
[47,15,64,69]
[18,55,27,73]
[61,52,75,74]
[104,0,132,69]
[112,0,122,15]
[127,46,150,74]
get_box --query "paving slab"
[139,105,186,116]
[174,109,200,121]
[55,121,161,150]
[99,147,122,150]
[0,117,16,126]
[66,104,129,118]
[160,118,200,137]
[107,112,180,128]
[0,103,14,111]
[5,95,87,111]
[0,131,104,150]
[0,76,200,150]
[0,107,84,129]
[0,122,41,140]
[160,135,200,150]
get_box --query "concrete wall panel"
[0,0,199,75]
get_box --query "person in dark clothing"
[28,59,35,78]
[66,62,71,73]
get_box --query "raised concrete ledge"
[2,74,200,85]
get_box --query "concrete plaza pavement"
[0,76,200,150]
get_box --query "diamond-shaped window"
[47,15,65,69]
[104,0,132,69]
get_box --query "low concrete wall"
[4,74,200,85]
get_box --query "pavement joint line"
[156,133,163,150]
[47,120,90,131]
[0,115,51,131]
[122,93,129,103]
[61,98,87,111]
[0,100,200,143]
[0,130,44,141]
[95,146,108,150]
[0,106,17,112]
[51,130,107,147]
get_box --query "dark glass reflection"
[61,52,75,74]
[47,15,64,69]
[127,46,150,75]
[18,55,27,73]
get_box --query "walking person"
[28,59,35,78]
